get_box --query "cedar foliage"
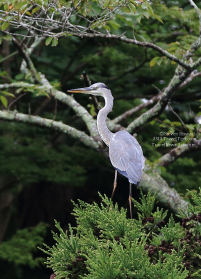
[43,190,201,279]
[0,223,47,267]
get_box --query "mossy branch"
[141,172,188,214]
[0,110,99,149]
[158,139,201,167]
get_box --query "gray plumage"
[109,130,144,184]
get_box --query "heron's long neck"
[97,92,114,146]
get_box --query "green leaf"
[153,14,163,23]
[1,22,10,31]
[16,88,23,94]
[142,11,150,19]
[15,73,25,80]
[4,4,8,11]
[51,38,58,47]
[32,7,40,14]
[167,47,177,52]
[65,1,71,8]
[19,3,28,11]
[156,57,164,66]
[103,25,110,31]
[150,120,155,125]
[45,37,53,46]
[168,42,180,46]
[163,119,171,125]
[183,44,191,50]
[0,91,15,97]
[108,20,120,31]
[142,4,148,10]
[147,4,154,15]
[129,3,136,13]
[136,15,142,24]
[26,11,32,16]
[150,57,160,67]
[90,105,96,117]
[0,96,8,108]
[103,0,110,8]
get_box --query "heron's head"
[68,82,111,97]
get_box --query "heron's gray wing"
[109,131,145,184]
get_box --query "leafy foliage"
[43,191,201,278]
[0,223,47,267]
[0,0,163,39]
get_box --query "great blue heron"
[68,82,145,218]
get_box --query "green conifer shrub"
[0,223,47,267]
[42,190,201,279]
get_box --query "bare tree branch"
[0,110,99,149]
[77,34,191,69]
[168,105,186,128]
[158,138,201,167]
[188,0,201,34]
[8,92,27,110]
[0,50,18,64]
[111,91,162,124]
[179,71,201,88]
[12,37,39,83]
[126,65,192,133]
[0,82,42,90]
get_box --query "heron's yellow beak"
[68,90,84,93]
[68,87,92,94]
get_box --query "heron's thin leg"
[111,170,118,199]
[129,183,133,219]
